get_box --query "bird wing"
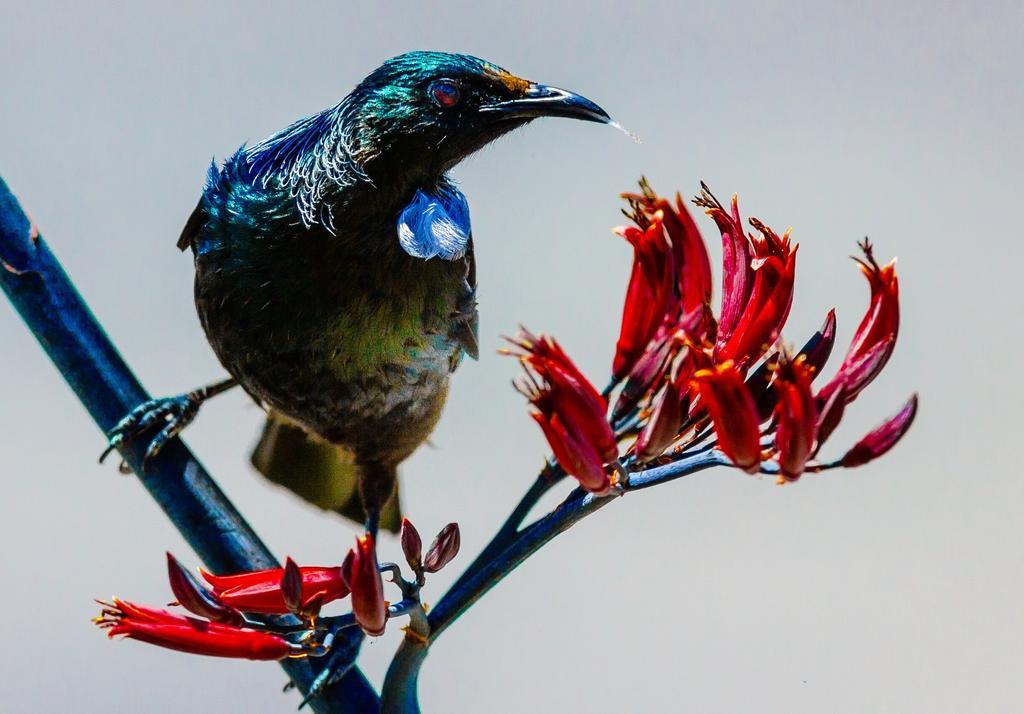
[244,102,366,230]
[250,412,401,533]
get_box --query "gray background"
[1,1,1020,712]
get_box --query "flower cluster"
[505,329,620,493]
[95,520,460,660]
[509,180,916,489]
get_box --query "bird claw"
[296,628,363,709]
[298,656,356,710]
[100,393,202,470]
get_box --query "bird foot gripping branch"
[99,378,237,470]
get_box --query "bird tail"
[250,413,401,533]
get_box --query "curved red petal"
[635,378,686,462]
[203,565,348,614]
[97,599,291,660]
[772,356,818,481]
[350,534,386,636]
[693,362,762,473]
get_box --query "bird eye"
[430,80,461,108]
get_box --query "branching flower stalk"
[0,173,916,714]
[380,180,916,712]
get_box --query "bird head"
[346,51,611,182]
[243,52,612,229]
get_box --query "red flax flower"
[506,329,618,493]
[94,599,294,660]
[694,186,797,369]
[611,215,676,380]
[662,194,713,314]
[692,361,762,473]
[771,352,818,481]
[622,178,713,314]
[817,239,899,404]
[716,218,797,368]
[695,186,751,348]
[511,182,915,487]
[201,563,349,615]
[347,533,386,636]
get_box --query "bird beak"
[479,83,611,124]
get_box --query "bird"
[101,51,611,536]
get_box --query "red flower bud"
[745,351,780,423]
[423,523,461,574]
[634,369,689,463]
[771,353,818,481]
[94,599,293,660]
[693,362,763,473]
[166,553,243,627]
[842,394,918,467]
[340,548,355,590]
[281,557,303,615]
[400,518,423,573]
[802,309,837,377]
[750,310,837,423]
[349,534,386,636]
[280,557,326,620]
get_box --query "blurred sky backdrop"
[1,1,1022,712]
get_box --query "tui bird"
[102,52,611,535]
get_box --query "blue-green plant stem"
[0,175,378,713]
[444,463,564,597]
[431,449,726,636]
[381,449,728,713]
